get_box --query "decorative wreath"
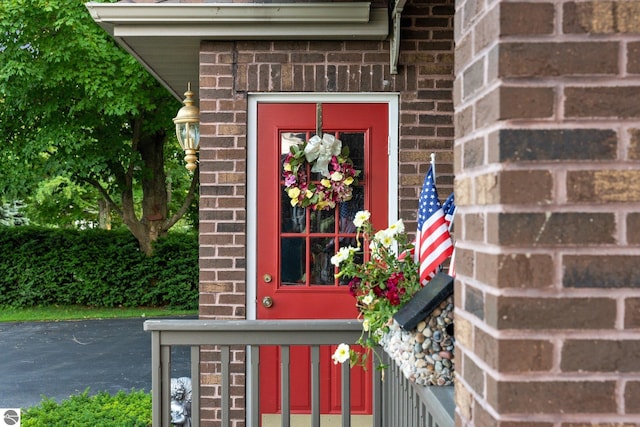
[282,134,361,211]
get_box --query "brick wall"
[454,1,640,425]
[197,1,455,424]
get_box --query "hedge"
[0,226,198,309]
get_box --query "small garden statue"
[170,377,192,427]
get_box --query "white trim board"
[246,92,399,321]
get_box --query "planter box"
[380,273,454,386]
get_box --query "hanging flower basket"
[330,211,455,386]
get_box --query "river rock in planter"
[380,273,454,386]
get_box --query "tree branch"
[164,166,199,231]
[80,176,123,218]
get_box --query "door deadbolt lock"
[262,296,274,308]
[263,274,272,283]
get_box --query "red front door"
[256,102,389,419]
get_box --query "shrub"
[22,389,151,427]
[0,226,198,309]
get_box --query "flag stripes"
[416,166,454,284]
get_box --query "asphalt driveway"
[0,318,191,409]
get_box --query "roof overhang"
[85,2,389,101]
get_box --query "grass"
[0,305,197,322]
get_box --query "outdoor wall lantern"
[173,83,200,172]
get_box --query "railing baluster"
[281,345,290,427]
[191,346,200,427]
[161,344,171,427]
[150,331,161,427]
[391,363,400,423]
[372,364,382,427]
[221,345,230,425]
[341,359,351,427]
[311,345,320,427]
[250,346,260,427]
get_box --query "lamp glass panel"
[177,123,200,150]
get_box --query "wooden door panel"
[256,102,388,417]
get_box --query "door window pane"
[310,237,335,285]
[281,237,306,285]
[310,208,335,234]
[282,189,306,233]
[279,131,366,288]
[339,132,365,180]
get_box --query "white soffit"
[85,2,389,101]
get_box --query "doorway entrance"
[248,95,398,423]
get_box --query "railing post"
[250,346,260,426]
[311,346,321,427]
[341,361,351,427]
[150,330,161,427]
[190,346,200,427]
[372,363,382,427]
[161,344,171,426]
[281,345,290,427]
[221,345,230,426]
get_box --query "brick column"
[454,1,640,425]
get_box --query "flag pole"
[430,152,436,180]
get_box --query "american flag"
[441,192,456,276]
[442,192,456,229]
[416,167,453,284]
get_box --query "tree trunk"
[89,118,197,257]
[98,198,111,230]
[134,128,168,256]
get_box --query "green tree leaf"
[0,0,198,254]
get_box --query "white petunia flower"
[331,246,355,267]
[332,343,351,364]
[374,229,395,248]
[352,210,371,228]
[387,219,405,236]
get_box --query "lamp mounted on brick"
[173,83,200,172]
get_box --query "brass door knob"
[262,296,274,308]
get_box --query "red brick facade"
[92,0,640,425]
[454,0,640,425]
[198,2,455,424]
[186,0,640,425]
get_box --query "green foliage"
[333,210,420,367]
[22,389,151,427]
[0,0,170,195]
[25,176,105,228]
[0,227,198,309]
[0,0,197,251]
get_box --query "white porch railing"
[144,319,454,427]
